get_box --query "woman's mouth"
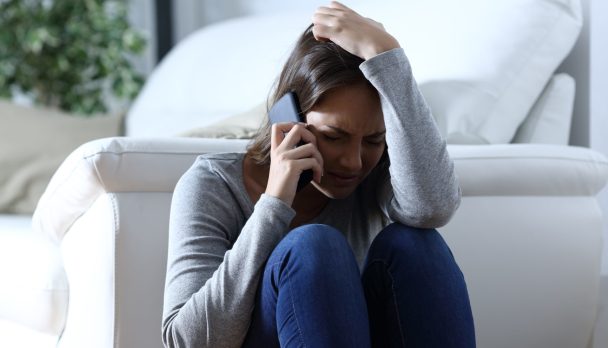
[327,171,359,186]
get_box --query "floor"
[592,276,608,348]
[1,277,607,348]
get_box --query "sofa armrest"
[34,140,608,244]
[33,136,249,243]
[448,144,608,196]
[442,144,607,348]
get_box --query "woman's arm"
[162,156,295,347]
[361,49,461,227]
[313,1,461,227]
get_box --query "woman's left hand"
[312,1,400,60]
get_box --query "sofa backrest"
[126,0,585,146]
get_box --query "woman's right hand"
[265,122,324,206]
[312,1,400,60]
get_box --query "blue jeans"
[242,223,476,348]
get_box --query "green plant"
[0,0,146,115]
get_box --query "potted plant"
[0,0,146,115]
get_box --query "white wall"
[590,0,608,274]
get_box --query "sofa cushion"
[126,13,311,137]
[0,215,68,334]
[512,74,575,145]
[448,144,608,196]
[127,1,582,145]
[177,103,266,139]
[358,0,582,144]
[178,75,577,146]
[0,101,123,214]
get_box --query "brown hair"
[246,24,376,165]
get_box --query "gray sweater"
[162,48,461,348]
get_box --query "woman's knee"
[367,223,455,269]
[275,224,357,271]
[284,223,348,251]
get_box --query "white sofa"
[2,0,608,347]
[27,136,607,348]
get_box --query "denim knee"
[365,222,456,273]
[249,224,371,348]
[362,223,475,348]
[272,224,357,273]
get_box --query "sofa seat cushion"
[0,214,68,334]
[449,144,608,196]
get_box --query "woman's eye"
[322,134,340,141]
[366,138,385,146]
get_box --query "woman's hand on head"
[266,123,324,206]
[312,1,400,60]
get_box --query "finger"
[312,13,336,35]
[272,121,300,132]
[312,12,339,26]
[299,126,318,146]
[366,17,385,30]
[314,6,340,15]
[279,124,317,150]
[311,23,333,42]
[295,157,324,184]
[270,124,281,151]
[283,143,324,182]
[329,1,350,10]
[284,143,318,161]
[270,122,297,150]
[309,146,325,183]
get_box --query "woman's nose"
[338,144,363,172]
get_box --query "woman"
[162,2,475,347]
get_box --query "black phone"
[268,92,314,191]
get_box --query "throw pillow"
[356,0,583,144]
[178,102,267,139]
[512,74,575,145]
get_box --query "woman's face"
[306,83,386,199]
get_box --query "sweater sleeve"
[359,48,461,228]
[162,157,295,348]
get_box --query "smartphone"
[268,92,314,191]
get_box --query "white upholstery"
[28,136,608,348]
[450,144,607,196]
[126,13,311,137]
[0,215,67,334]
[35,138,247,347]
[444,196,602,348]
[33,137,249,243]
[360,0,582,144]
[513,73,576,144]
